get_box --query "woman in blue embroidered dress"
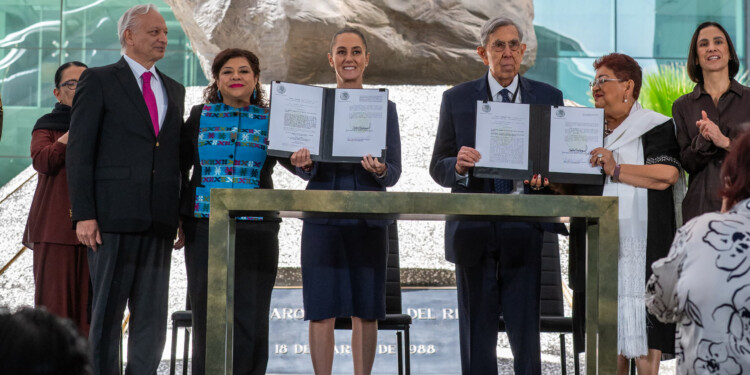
[290,27,402,375]
[179,48,292,375]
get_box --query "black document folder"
[267,81,388,163]
[473,103,605,185]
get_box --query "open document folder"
[267,81,388,163]
[474,102,605,185]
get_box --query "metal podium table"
[205,190,618,374]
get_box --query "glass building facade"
[0,0,746,185]
[528,0,747,106]
[0,0,207,185]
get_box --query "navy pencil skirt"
[301,222,388,321]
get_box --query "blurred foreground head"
[0,307,92,375]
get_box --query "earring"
[252,89,257,101]
[623,97,628,103]
[217,90,223,101]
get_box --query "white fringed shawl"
[602,102,669,358]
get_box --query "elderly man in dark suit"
[430,16,564,375]
[66,4,185,374]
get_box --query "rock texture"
[165,0,537,84]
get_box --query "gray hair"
[117,4,159,53]
[479,16,523,47]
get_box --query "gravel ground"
[0,85,675,374]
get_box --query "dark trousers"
[455,222,543,375]
[33,242,90,338]
[183,218,279,375]
[87,232,172,375]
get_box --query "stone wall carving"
[165,0,537,84]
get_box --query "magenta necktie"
[141,71,159,137]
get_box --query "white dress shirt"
[123,54,168,130]
[487,73,522,104]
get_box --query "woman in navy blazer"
[290,27,401,375]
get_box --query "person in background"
[180,48,293,375]
[0,307,92,375]
[647,130,750,373]
[587,53,679,374]
[429,16,562,375]
[66,4,186,374]
[289,27,402,375]
[672,21,750,223]
[24,61,89,337]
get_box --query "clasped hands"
[455,146,549,190]
[290,148,387,175]
[696,110,730,149]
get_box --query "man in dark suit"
[66,4,185,374]
[430,16,564,375]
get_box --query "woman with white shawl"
[588,53,681,375]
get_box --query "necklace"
[604,119,613,136]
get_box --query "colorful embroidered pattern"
[193,103,270,220]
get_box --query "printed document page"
[331,89,388,157]
[268,82,324,154]
[474,101,530,170]
[548,107,603,175]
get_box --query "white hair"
[117,4,159,53]
[479,16,523,47]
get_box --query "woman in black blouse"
[672,22,750,223]
[585,53,680,375]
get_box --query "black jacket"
[67,57,186,237]
[429,73,564,266]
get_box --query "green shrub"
[640,62,748,117]
[639,63,694,117]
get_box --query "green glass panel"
[526,57,596,106]
[60,48,207,87]
[0,48,61,107]
[0,1,61,50]
[619,0,745,59]
[59,47,118,67]
[0,106,50,185]
[60,0,207,86]
[61,1,195,54]
[158,50,209,87]
[0,158,32,186]
[533,0,613,58]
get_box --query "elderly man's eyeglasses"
[59,80,78,90]
[490,39,522,52]
[589,78,623,89]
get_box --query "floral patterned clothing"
[647,197,750,374]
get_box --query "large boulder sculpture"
[165,0,537,84]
